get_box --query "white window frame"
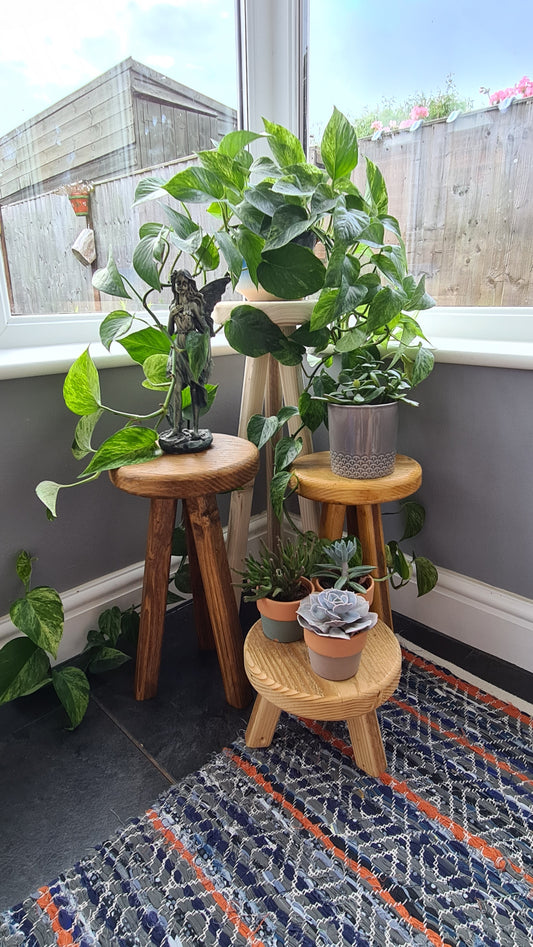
[1,0,532,379]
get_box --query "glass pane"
[0,1,237,316]
[309,0,533,307]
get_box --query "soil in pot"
[256,577,313,643]
[304,627,368,681]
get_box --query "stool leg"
[355,504,392,627]
[184,494,252,709]
[183,505,216,651]
[245,694,281,748]
[346,710,387,776]
[319,502,346,540]
[135,497,177,700]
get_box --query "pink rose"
[410,105,429,120]
[370,120,383,131]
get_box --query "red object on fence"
[68,194,89,216]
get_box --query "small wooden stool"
[109,434,259,708]
[244,619,401,776]
[291,453,422,627]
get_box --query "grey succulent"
[296,588,378,639]
[312,537,375,593]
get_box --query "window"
[0,0,237,351]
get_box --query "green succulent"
[312,537,375,594]
[239,533,320,603]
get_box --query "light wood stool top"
[290,452,421,505]
[244,619,401,776]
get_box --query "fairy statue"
[159,269,230,454]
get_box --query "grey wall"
[0,354,247,615]
[1,355,531,619]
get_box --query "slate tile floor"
[1,603,532,911]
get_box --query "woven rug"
[1,647,532,947]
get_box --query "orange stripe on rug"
[147,809,266,947]
[228,750,451,947]
[302,719,533,889]
[401,648,533,727]
[390,696,533,789]
[36,888,79,947]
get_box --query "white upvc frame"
[1,0,532,378]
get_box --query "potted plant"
[311,537,375,603]
[312,346,424,478]
[239,533,320,642]
[296,588,378,681]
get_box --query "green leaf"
[270,470,293,520]
[225,305,286,357]
[410,346,435,387]
[244,182,286,216]
[51,667,90,729]
[247,414,280,450]
[366,287,406,333]
[72,410,104,459]
[321,107,359,181]
[80,427,159,476]
[400,501,426,540]
[119,327,171,364]
[99,311,134,350]
[162,205,203,254]
[298,391,327,432]
[181,383,218,420]
[132,234,163,290]
[172,524,188,557]
[63,349,101,415]
[274,436,303,471]
[35,480,62,519]
[380,215,402,239]
[133,176,168,205]
[195,234,220,271]
[289,323,331,353]
[414,557,439,596]
[88,646,131,674]
[357,220,385,248]
[237,229,264,285]
[185,330,210,383]
[310,288,339,331]
[163,167,224,202]
[197,149,246,192]
[16,551,34,592]
[263,205,310,251]
[332,203,369,243]
[263,118,306,167]
[142,353,170,389]
[272,164,324,197]
[215,231,243,286]
[92,250,131,299]
[98,606,122,646]
[258,244,325,299]
[9,587,64,659]
[271,336,306,367]
[217,129,262,159]
[120,608,140,645]
[334,326,368,353]
[365,159,389,215]
[403,274,436,312]
[0,638,50,703]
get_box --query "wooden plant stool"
[109,433,259,708]
[291,453,422,628]
[244,619,402,776]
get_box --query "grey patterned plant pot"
[328,402,398,479]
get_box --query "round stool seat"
[109,433,259,498]
[291,452,421,505]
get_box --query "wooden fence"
[2,98,533,315]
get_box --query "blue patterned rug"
[1,647,532,947]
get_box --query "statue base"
[158,428,213,455]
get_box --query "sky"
[0,0,532,138]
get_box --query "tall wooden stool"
[290,453,422,628]
[109,434,259,708]
[244,619,402,776]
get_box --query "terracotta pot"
[328,402,398,479]
[68,193,90,216]
[256,577,312,642]
[311,574,374,605]
[304,626,368,680]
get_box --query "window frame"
[1,0,532,377]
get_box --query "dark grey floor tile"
[90,603,254,779]
[0,699,170,911]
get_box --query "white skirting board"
[391,566,533,674]
[1,516,532,673]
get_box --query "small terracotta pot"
[311,574,374,605]
[68,194,90,216]
[304,626,368,680]
[257,577,313,643]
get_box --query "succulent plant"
[313,349,421,407]
[296,588,378,639]
[239,532,321,603]
[312,537,375,593]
